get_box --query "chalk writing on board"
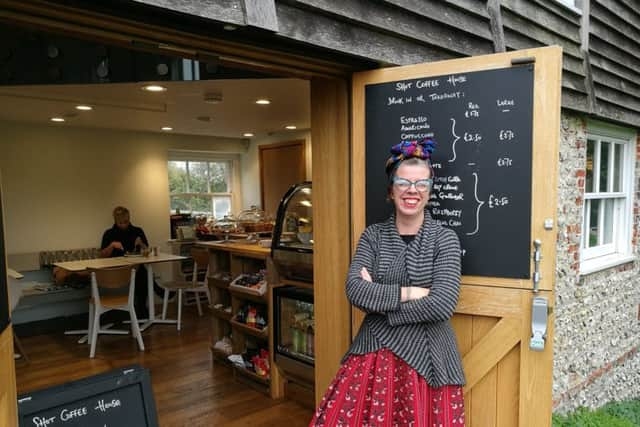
[467,172,485,236]
[19,366,157,427]
[449,118,460,163]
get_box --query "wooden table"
[55,253,187,331]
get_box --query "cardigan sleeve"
[345,227,402,313]
[386,228,461,326]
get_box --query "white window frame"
[580,121,637,275]
[168,151,240,219]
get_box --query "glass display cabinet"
[273,286,314,382]
[271,182,313,283]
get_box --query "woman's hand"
[401,286,430,302]
[360,267,372,282]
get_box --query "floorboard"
[14,308,313,427]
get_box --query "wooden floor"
[14,308,313,427]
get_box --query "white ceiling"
[0,78,310,139]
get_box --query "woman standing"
[310,139,465,426]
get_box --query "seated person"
[100,206,155,318]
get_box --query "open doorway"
[0,23,320,425]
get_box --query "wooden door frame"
[0,171,18,427]
[0,0,354,413]
[259,139,307,213]
[351,47,562,426]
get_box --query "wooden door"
[0,173,18,426]
[259,140,306,217]
[352,47,562,427]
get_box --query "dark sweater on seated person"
[101,224,148,256]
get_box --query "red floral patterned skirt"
[309,348,465,427]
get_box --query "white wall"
[0,120,248,258]
[240,130,312,210]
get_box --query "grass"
[553,399,640,427]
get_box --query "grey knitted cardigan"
[344,212,466,387]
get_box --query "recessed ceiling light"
[75,105,93,111]
[243,133,254,137]
[142,84,167,92]
[223,24,237,31]
[161,127,173,131]
[255,99,271,105]
[50,117,65,122]
[285,125,297,130]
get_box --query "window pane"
[586,139,595,193]
[613,144,622,192]
[188,161,209,193]
[589,199,600,247]
[170,195,190,213]
[191,195,213,216]
[209,162,229,193]
[168,161,187,194]
[599,141,610,192]
[213,196,231,219]
[603,199,614,245]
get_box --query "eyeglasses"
[392,177,433,192]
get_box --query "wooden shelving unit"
[210,306,232,321]
[198,241,272,394]
[230,319,268,340]
[210,345,232,364]
[209,276,231,289]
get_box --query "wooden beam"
[462,317,521,392]
[502,0,581,44]
[456,286,524,318]
[242,0,278,32]
[519,291,554,427]
[311,77,351,405]
[487,0,506,52]
[291,0,493,57]
[276,3,456,66]
[502,11,582,59]
[131,0,245,24]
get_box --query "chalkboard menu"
[0,181,9,334]
[18,365,158,427]
[365,65,534,278]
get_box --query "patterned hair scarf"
[385,138,436,176]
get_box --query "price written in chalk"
[499,129,515,141]
[488,194,510,208]
[464,132,482,143]
[465,102,480,118]
[497,157,513,167]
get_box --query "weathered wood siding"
[589,0,640,125]
[136,0,640,125]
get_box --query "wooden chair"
[160,247,211,331]
[88,267,144,358]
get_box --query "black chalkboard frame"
[17,365,158,427]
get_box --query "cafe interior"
[1,23,318,425]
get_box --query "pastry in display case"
[211,214,239,240]
[271,182,313,283]
[237,205,274,233]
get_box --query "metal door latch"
[529,296,548,351]
[532,239,542,293]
